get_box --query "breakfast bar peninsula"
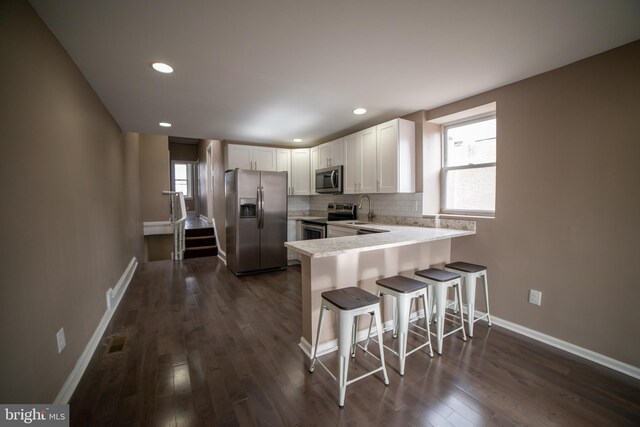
[285,221,475,356]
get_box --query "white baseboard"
[217,248,226,265]
[449,299,640,380]
[54,257,138,403]
[300,301,640,381]
[488,315,640,380]
[199,214,211,224]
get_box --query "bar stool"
[414,268,467,355]
[445,261,492,337]
[365,275,433,375]
[309,287,389,407]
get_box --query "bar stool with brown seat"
[445,261,492,337]
[414,268,467,355]
[309,287,390,407]
[364,275,434,375]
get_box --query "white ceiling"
[29,0,640,146]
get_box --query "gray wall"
[0,0,143,402]
[427,40,640,367]
[139,134,170,222]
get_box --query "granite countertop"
[287,215,326,221]
[285,221,475,258]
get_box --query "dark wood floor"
[70,257,640,426]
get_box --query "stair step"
[186,235,215,240]
[185,245,217,251]
[184,245,218,259]
[185,227,215,237]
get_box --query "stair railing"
[162,191,187,260]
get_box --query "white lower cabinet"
[287,219,300,262]
[327,224,358,238]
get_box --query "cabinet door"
[327,225,358,237]
[276,149,291,193]
[319,143,331,168]
[291,148,310,195]
[310,146,319,193]
[253,146,277,171]
[377,119,398,193]
[226,144,252,170]
[360,126,378,193]
[331,138,345,166]
[287,219,297,261]
[343,133,359,194]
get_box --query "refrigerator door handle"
[258,186,265,229]
[256,186,262,228]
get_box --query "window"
[173,162,193,199]
[442,116,496,214]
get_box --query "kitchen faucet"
[358,195,374,222]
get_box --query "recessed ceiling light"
[293,138,302,143]
[159,122,172,127]
[353,108,367,115]
[151,62,173,73]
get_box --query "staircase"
[184,227,218,259]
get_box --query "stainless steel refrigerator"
[225,169,288,275]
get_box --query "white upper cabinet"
[310,146,319,193]
[360,126,378,193]
[291,148,311,195]
[344,127,375,194]
[342,118,415,194]
[252,146,277,171]
[343,133,359,194]
[226,144,276,171]
[226,144,252,170]
[276,148,291,193]
[318,138,345,168]
[376,118,415,193]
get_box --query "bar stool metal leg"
[464,273,477,337]
[337,310,352,407]
[484,271,492,326]
[309,304,326,373]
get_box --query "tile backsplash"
[289,193,424,218]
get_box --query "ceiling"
[29,0,640,147]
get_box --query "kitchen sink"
[345,221,369,225]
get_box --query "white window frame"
[441,114,496,216]
[171,161,195,200]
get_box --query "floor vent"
[107,336,126,353]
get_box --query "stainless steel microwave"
[315,165,343,194]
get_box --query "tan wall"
[197,140,209,218]
[169,142,197,211]
[139,134,170,222]
[401,110,424,193]
[426,40,640,367]
[169,142,198,162]
[0,0,143,402]
[197,139,226,252]
[212,140,226,253]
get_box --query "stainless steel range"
[301,203,357,240]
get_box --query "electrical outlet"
[56,328,66,353]
[529,289,542,306]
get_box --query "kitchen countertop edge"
[285,225,475,258]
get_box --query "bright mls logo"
[1,405,68,426]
